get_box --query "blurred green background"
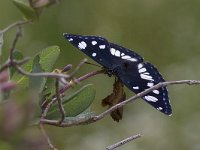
[1,0,200,150]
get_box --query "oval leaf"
[12,0,38,20]
[39,45,60,72]
[47,84,96,119]
[11,46,60,90]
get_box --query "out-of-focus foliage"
[1,0,200,150]
[12,0,39,20]
[0,84,47,150]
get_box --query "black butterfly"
[63,33,172,116]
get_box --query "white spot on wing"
[99,45,106,49]
[121,53,125,56]
[92,41,97,45]
[110,48,116,55]
[143,72,150,75]
[129,58,137,62]
[115,50,121,57]
[122,55,131,59]
[138,63,143,69]
[92,53,96,57]
[144,95,158,102]
[139,68,147,73]
[147,82,154,87]
[153,90,159,94]
[78,41,87,49]
[133,86,139,90]
[68,38,73,41]
[140,74,154,81]
[157,107,163,110]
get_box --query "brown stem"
[55,79,65,123]
[40,79,200,127]
[106,134,142,150]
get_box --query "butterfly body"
[64,33,172,116]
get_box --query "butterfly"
[63,33,172,116]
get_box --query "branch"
[55,79,65,123]
[106,134,142,150]
[59,69,105,94]
[0,20,31,72]
[39,124,57,150]
[40,79,200,127]
[0,20,31,34]
[14,65,70,79]
[68,58,88,78]
[9,24,22,62]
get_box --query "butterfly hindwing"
[115,61,171,115]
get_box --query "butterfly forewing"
[109,43,144,63]
[64,34,112,69]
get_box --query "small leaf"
[47,84,96,119]
[11,59,33,88]
[12,0,38,20]
[39,45,60,72]
[0,33,3,56]
[12,46,60,90]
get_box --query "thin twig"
[68,58,88,78]
[0,61,10,72]
[92,80,200,121]
[0,20,31,34]
[41,98,55,119]
[14,65,70,79]
[59,69,105,94]
[55,79,65,123]
[0,58,30,73]
[0,20,30,72]
[39,124,57,150]
[106,134,142,150]
[9,25,22,62]
[40,79,200,127]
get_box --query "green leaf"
[11,46,60,90]
[32,45,60,92]
[29,56,45,92]
[39,46,60,72]
[47,84,96,119]
[0,33,3,56]
[40,77,55,101]
[12,58,33,88]
[12,0,38,20]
